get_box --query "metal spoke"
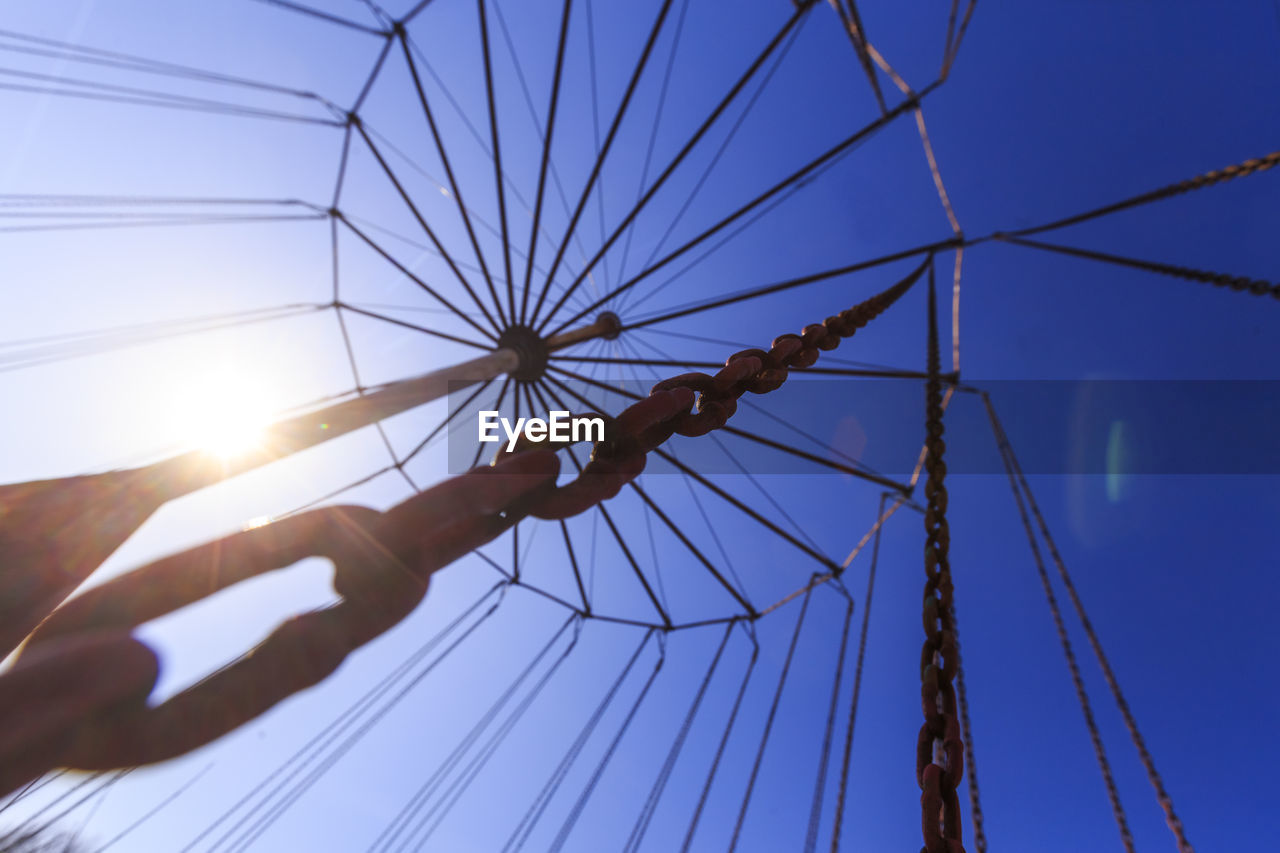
[336,215,500,341]
[398,32,507,326]
[622,244,943,332]
[547,85,941,335]
[476,0,516,326]
[527,0,677,327]
[351,127,505,334]
[336,302,491,350]
[536,1,815,333]
[518,0,574,324]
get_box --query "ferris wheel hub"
[497,324,549,382]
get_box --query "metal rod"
[0,313,623,654]
[148,315,621,501]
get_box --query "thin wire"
[985,394,1194,853]
[527,0,677,327]
[94,764,215,852]
[209,590,507,853]
[728,584,814,851]
[372,616,576,853]
[544,640,666,853]
[805,586,854,853]
[680,628,758,852]
[501,630,654,853]
[830,494,894,851]
[405,620,582,850]
[982,394,1135,853]
[622,622,736,853]
[538,1,817,333]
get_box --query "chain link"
[526,257,928,519]
[17,453,560,770]
[13,257,929,773]
[918,262,966,853]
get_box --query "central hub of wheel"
[498,324,549,382]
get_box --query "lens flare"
[167,368,273,459]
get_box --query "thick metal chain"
[918,264,966,853]
[12,257,928,775]
[19,454,561,770]
[526,257,928,520]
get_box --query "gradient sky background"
[0,1,1277,851]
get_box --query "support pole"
[0,315,621,655]
[150,312,624,502]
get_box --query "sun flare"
[167,368,274,459]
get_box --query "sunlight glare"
[168,367,274,459]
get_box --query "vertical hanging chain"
[918,262,966,853]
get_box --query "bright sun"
[167,368,274,458]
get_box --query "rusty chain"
[526,256,928,519]
[918,263,966,853]
[9,257,930,779]
[18,453,560,771]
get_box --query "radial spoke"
[547,84,941,335]
[518,0,574,324]
[622,244,941,332]
[829,0,888,114]
[398,32,508,324]
[619,14,806,316]
[400,377,497,467]
[718,422,907,491]
[998,234,1278,298]
[336,216,499,341]
[612,0,691,289]
[336,302,491,350]
[536,1,815,333]
[527,0,677,327]
[475,0,516,326]
[351,127,505,334]
[528,378,673,625]
[547,427,670,625]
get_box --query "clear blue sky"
[0,0,1276,851]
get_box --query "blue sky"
[0,0,1276,851]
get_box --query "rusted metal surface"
[917,264,966,853]
[1,260,926,788]
[15,451,559,775]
